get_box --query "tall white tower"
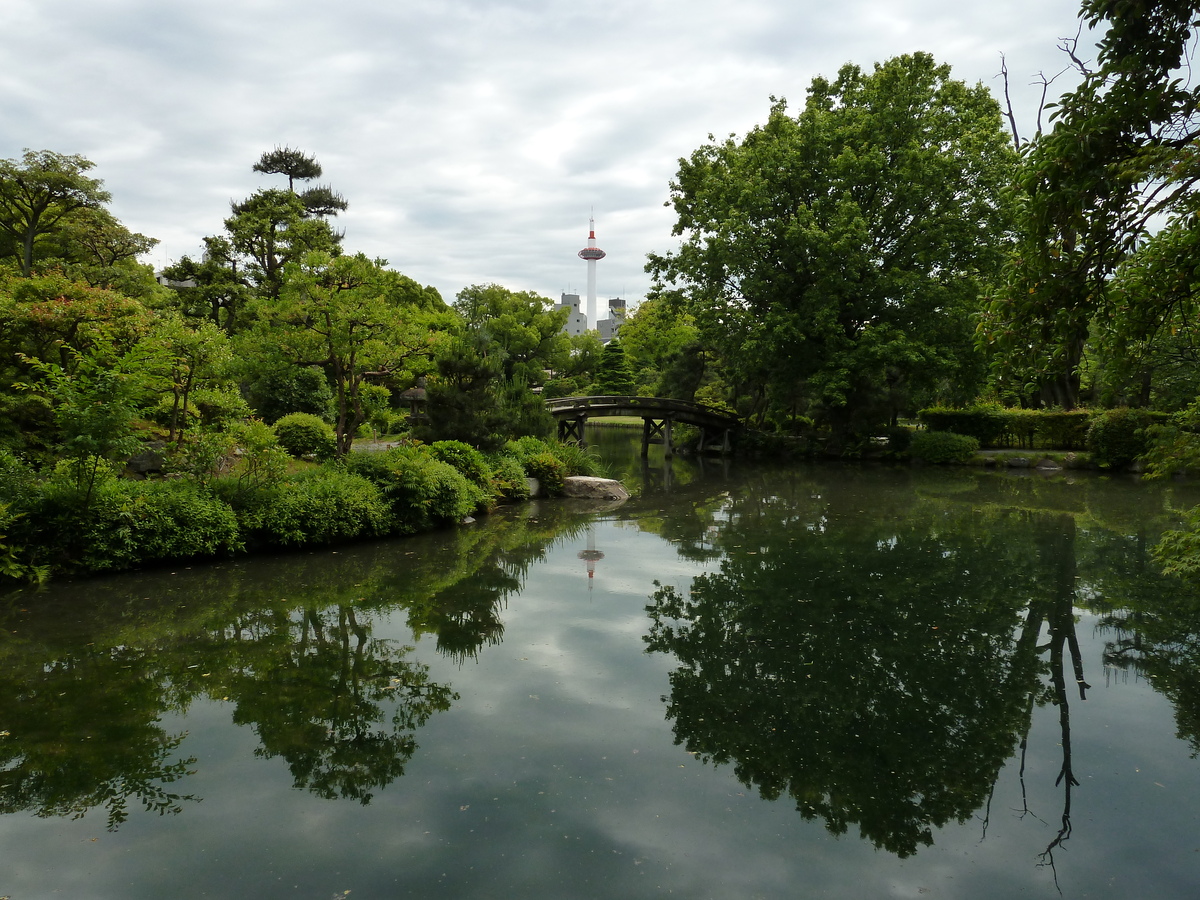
[577,216,606,329]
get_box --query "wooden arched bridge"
[545,396,741,456]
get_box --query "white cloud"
[5,0,1087,302]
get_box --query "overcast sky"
[5,0,1093,313]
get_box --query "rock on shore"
[561,476,630,501]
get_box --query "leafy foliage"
[909,430,979,464]
[650,53,1015,438]
[1086,407,1163,469]
[272,412,336,460]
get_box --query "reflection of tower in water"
[578,522,605,591]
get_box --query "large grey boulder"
[562,476,630,501]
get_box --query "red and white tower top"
[577,216,606,329]
[578,217,606,262]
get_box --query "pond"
[3,430,1200,899]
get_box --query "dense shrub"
[910,430,979,464]
[503,436,576,493]
[524,451,567,495]
[552,441,603,477]
[273,412,336,459]
[1087,407,1163,469]
[430,440,493,488]
[122,480,241,562]
[919,405,1094,450]
[345,445,481,533]
[237,469,390,547]
[244,364,334,424]
[485,452,532,501]
[918,406,1007,447]
[1037,410,1093,450]
[25,474,240,574]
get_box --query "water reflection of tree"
[0,646,197,830]
[216,604,456,804]
[1086,528,1200,757]
[0,503,586,824]
[643,476,1093,859]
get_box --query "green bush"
[504,435,554,463]
[910,430,979,464]
[238,469,390,547]
[27,475,241,574]
[273,412,336,459]
[1037,410,1093,450]
[1087,407,1162,469]
[524,451,567,495]
[997,408,1039,449]
[918,406,1007,447]
[345,445,481,533]
[552,441,603,477]
[430,440,493,488]
[244,364,334,424]
[485,452,532,501]
[122,480,241,562]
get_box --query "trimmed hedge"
[918,406,1093,450]
[910,430,979,464]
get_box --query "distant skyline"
[5,0,1092,306]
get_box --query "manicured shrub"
[240,469,390,547]
[1087,407,1162,469]
[273,412,336,459]
[910,430,979,464]
[918,406,1007,447]
[430,440,493,488]
[345,445,481,533]
[1037,410,1093,450]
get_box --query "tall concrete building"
[557,292,587,336]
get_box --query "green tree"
[649,54,1016,440]
[979,1,1200,407]
[252,145,323,190]
[225,188,341,300]
[617,294,703,398]
[252,145,347,217]
[594,339,637,395]
[143,313,244,443]
[0,150,112,276]
[250,251,442,456]
[422,285,567,447]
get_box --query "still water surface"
[3,431,1200,899]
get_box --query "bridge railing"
[545,395,739,424]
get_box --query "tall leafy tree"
[649,53,1015,439]
[0,150,111,276]
[979,0,1200,407]
[423,285,567,447]
[252,145,347,217]
[250,251,443,456]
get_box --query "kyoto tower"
[577,216,606,328]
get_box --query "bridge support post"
[641,417,673,457]
[558,416,586,445]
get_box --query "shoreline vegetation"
[0,436,605,587]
